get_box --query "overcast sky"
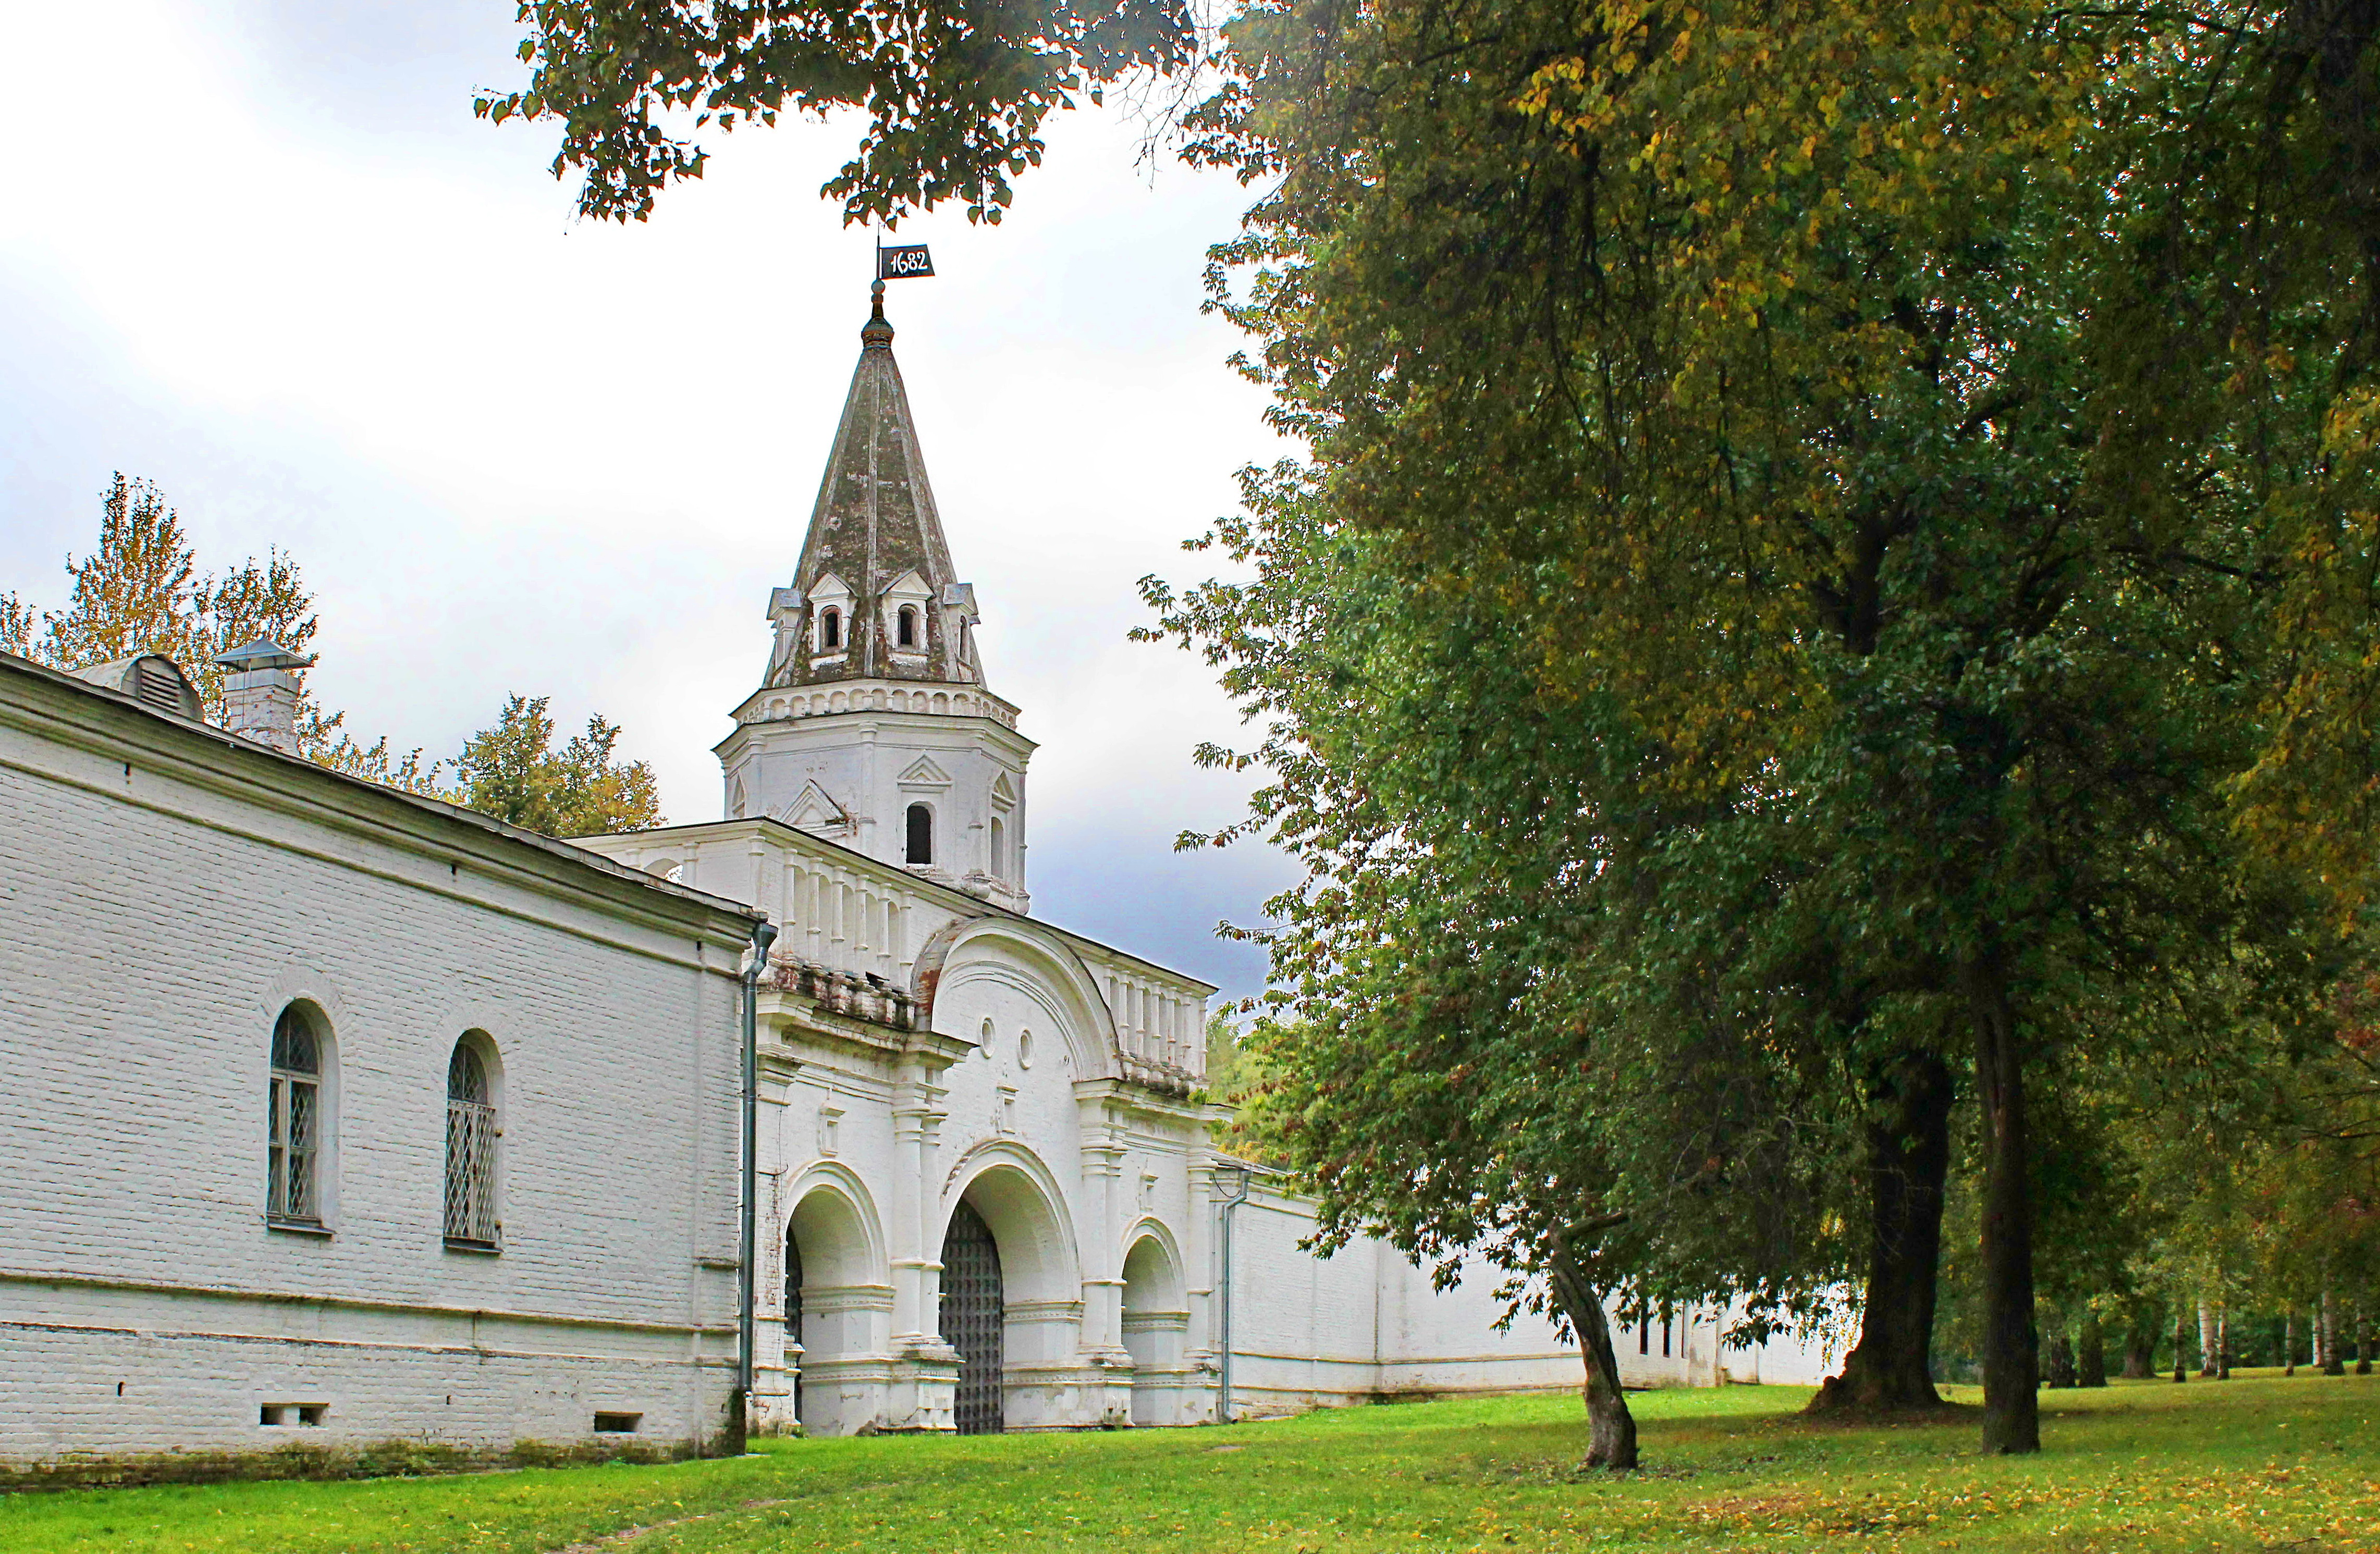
[0,0,1296,1000]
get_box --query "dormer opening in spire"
[715,297,1034,910]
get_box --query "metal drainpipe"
[738,918,780,1436]
[1214,1163,1253,1424]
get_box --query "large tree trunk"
[1550,1252,1638,1470]
[2077,1313,2107,1387]
[2216,1306,2231,1380]
[2121,1304,2157,1379]
[2172,1306,2189,1383]
[1964,947,2039,1454]
[2358,1302,2372,1375]
[2286,1309,2298,1376]
[2323,1289,2346,1376]
[1806,1051,1954,1415]
[2198,1301,2219,1377]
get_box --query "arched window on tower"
[905,803,933,866]
[445,1037,500,1248]
[820,608,842,651]
[989,816,1006,879]
[897,605,919,648]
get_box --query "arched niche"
[1121,1221,1191,1426]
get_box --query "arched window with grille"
[905,803,933,866]
[267,1006,325,1225]
[897,606,919,648]
[820,608,842,650]
[445,1036,500,1249]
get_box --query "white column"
[889,1062,948,1345]
[1076,1105,1129,1363]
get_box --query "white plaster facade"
[0,653,764,1470]
[578,817,1605,1433]
[717,689,1031,913]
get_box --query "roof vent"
[67,655,203,721]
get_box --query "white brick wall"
[0,657,759,1469]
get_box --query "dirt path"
[542,1498,791,1554]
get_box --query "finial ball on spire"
[863,279,894,347]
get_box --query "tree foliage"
[2,475,445,795]
[4,477,670,831]
[1139,0,2377,1457]
[477,0,1197,224]
[6,475,315,713]
[451,694,664,838]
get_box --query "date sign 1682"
[878,245,936,279]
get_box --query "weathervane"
[870,225,935,319]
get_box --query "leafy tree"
[477,0,1196,224]
[1139,0,2371,1460]
[494,0,2380,1459]
[4,475,446,796]
[1146,473,1874,1466]
[451,694,664,838]
[5,474,308,710]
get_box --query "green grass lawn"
[4,1372,2373,1554]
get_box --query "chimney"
[214,638,315,753]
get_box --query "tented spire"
[763,302,984,693]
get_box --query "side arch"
[1120,1217,1187,1309]
[782,1160,889,1285]
[781,1161,894,1437]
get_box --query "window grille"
[445,1042,499,1246]
[267,1007,321,1223]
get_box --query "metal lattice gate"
[939,1200,1004,1434]
[785,1231,805,1426]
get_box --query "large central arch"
[938,1142,1083,1432]
[939,1200,1004,1432]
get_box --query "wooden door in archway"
[938,1200,1004,1434]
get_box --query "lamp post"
[1213,1162,1252,1425]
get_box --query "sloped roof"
[778,299,984,691]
